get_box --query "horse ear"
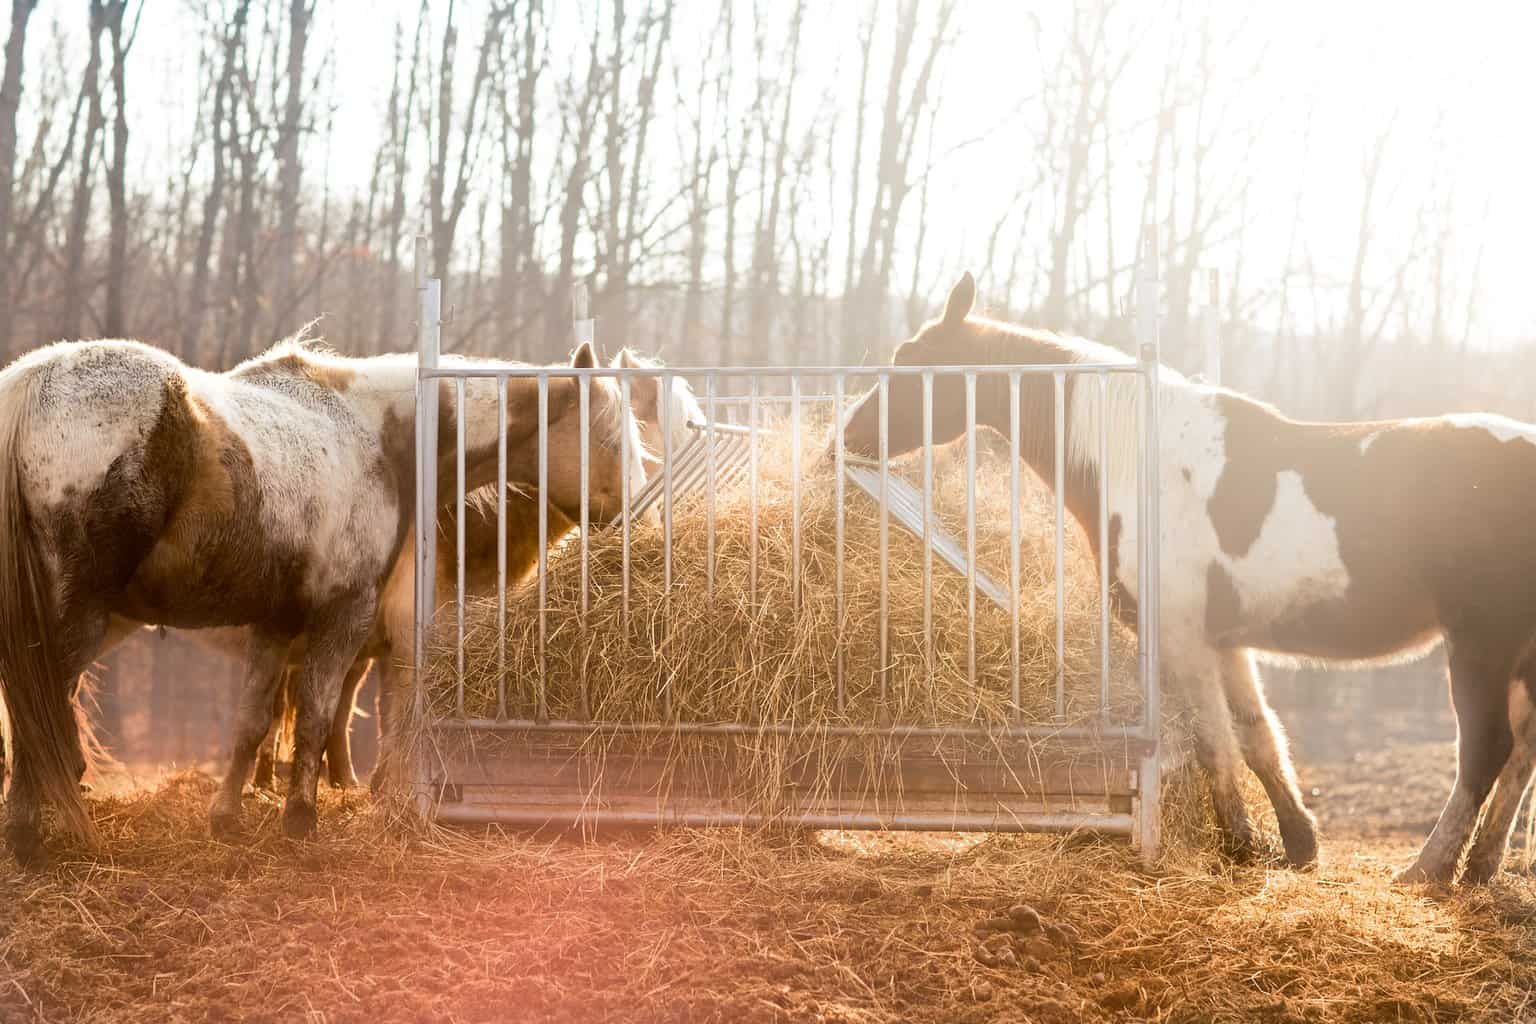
[572,341,597,368]
[942,272,976,326]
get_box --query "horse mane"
[231,320,334,371]
[612,347,704,440]
[959,314,1187,501]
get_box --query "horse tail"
[0,367,99,847]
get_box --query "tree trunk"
[273,0,313,336]
[102,0,136,338]
[0,0,39,352]
[58,2,108,343]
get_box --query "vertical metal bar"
[749,376,760,607]
[620,375,632,628]
[705,374,717,598]
[878,374,890,709]
[579,375,591,620]
[454,378,466,717]
[922,372,934,686]
[661,370,674,719]
[833,374,846,713]
[413,236,439,695]
[965,372,977,696]
[1137,226,1163,861]
[412,236,439,815]
[536,373,549,722]
[1098,371,1111,717]
[791,375,802,612]
[496,383,507,721]
[1053,371,1066,719]
[1008,371,1022,720]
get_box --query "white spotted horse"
[841,272,1536,885]
[0,336,643,865]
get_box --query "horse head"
[610,348,704,473]
[840,272,987,460]
[539,342,648,528]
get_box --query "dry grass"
[416,422,1167,829]
[4,768,1536,1023]
[429,424,1138,726]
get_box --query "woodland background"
[2,0,1522,768]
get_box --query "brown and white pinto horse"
[0,336,642,864]
[842,273,1536,884]
[183,346,699,794]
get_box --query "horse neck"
[967,325,1118,560]
[441,375,528,494]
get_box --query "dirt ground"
[4,725,1536,1023]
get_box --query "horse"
[248,346,702,793]
[840,272,1536,885]
[0,335,643,864]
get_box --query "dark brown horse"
[841,273,1536,884]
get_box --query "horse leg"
[368,658,397,796]
[251,672,288,792]
[1397,637,1516,884]
[324,658,370,789]
[5,609,104,868]
[283,601,375,839]
[209,631,293,835]
[1186,658,1258,862]
[1460,680,1536,884]
[1219,648,1318,868]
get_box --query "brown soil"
[4,743,1536,1024]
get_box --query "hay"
[410,417,1216,839]
[430,418,1140,728]
[5,769,1535,1023]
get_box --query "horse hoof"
[1219,829,1261,866]
[1281,831,1319,871]
[1459,859,1500,886]
[1394,861,1452,886]
[208,808,241,838]
[6,825,48,870]
[282,801,318,840]
[326,772,359,790]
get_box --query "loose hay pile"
[419,417,1196,834]
[6,770,1536,1024]
[431,420,1139,725]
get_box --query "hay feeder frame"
[409,236,1169,859]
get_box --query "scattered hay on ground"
[3,770,1536,1023]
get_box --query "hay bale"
[431,420,1139,725]
[419,417,1217,844]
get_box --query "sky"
[44,0,1536,342]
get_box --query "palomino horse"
[841,273,1536,885]
[246,346,703,792]
[0,336,642,863]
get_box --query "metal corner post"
[1136,228,1163,862]
[412,234,443,817]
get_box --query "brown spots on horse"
[119,386,271,625]
[1206,393,1281,558]
[301,360,355,393]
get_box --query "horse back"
[1198,394,1536,657]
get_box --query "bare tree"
[101,0,140,338]
[58,0,109,342]
[0,0,39,350]
[272,0,316,335]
